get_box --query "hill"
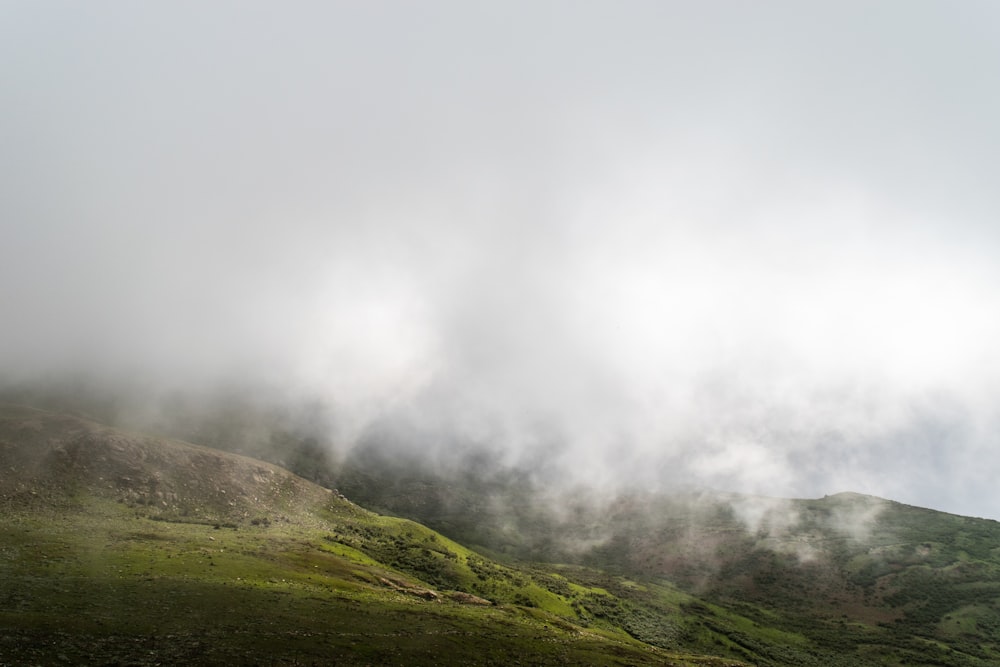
[5,403,1000,666]
[338,443,1000,666]
[574,490,1000,664]
[0,404,747,666]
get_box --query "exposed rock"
[447,591,492,606]
[377,576,440,601]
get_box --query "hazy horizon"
[4,2,1000,519]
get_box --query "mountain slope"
[0,404,745,666]
[583,490,1000,665]
[7,402,1000,666]
[334,436,1000,666]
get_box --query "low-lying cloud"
[3,2,1000,518]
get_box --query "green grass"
[0,495,749,666]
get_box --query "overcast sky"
[3,1,1000,518]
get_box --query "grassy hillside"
[0,404,746,666]
[576,491,1000,665]
[6,403,1000,666]
[335,438,1000,666]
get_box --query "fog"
[4,2,1000,518]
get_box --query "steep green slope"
[0,405,744,666]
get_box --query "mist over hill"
[5,4,1000,661]
[5,2,1000,521]
[2,403,754,666]
[3,403,1000,665]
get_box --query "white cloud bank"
[3,1,1000,517]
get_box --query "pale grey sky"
[3,2,1000,517]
